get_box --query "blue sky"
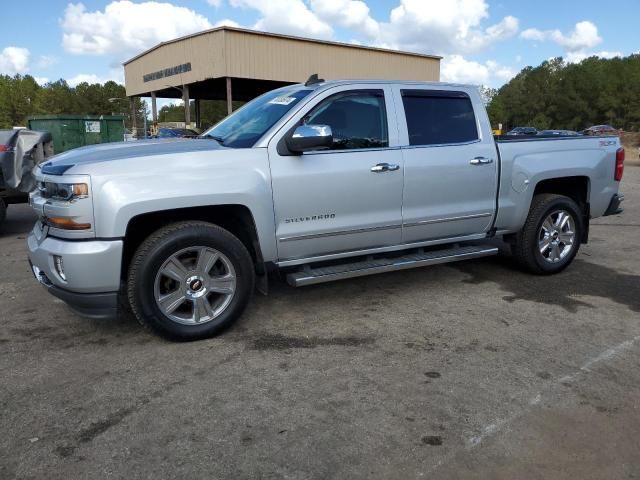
[0,0,637,89]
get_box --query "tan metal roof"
[123,26,441,97]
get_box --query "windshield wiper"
[201,133,225,144]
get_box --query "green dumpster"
[27,115,126,153]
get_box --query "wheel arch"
[121,204,266,281]
[532,176,590,242]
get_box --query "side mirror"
[286,124,333,154]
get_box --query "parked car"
[537,130,580,136]
[0,129,53,226]
[27,79,625,340]
[582,125,618,136]
[506,126,538,136]
[156,127,199,138]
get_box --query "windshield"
[201,87,312,148]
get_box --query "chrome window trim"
[399,139,482,150]
[302,146,402,156]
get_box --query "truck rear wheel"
[0,198,6,225]
[127,221,255,341]
[511,194,583,275]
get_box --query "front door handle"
[371,163,400,173]
[469,157,494,165]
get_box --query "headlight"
[40,182,89,201]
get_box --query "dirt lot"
[1,168,639,480]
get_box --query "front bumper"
[30,263,118,319]
[603,193,624,216]
[27,224,123,319]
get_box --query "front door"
[394,87,498,243]
[269,86,404,262]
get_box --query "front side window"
[401,90,478,146]
[303,90,388,150]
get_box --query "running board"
[286,245,498,287]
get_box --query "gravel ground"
[1,167,638,480]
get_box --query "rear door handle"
[371,163,400,173]
[469,157,494,165]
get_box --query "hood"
[41,138,225,175]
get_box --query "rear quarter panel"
[495,136,620,232]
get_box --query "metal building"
[123,26,441,128]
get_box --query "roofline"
[298,79,478,89]
[123,26,442,66]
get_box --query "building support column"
[129,96,137,136]
[194,99,201,129]
[183,85,190,126]
[226,77,233,116]
[150,92,158,122]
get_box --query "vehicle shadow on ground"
[450,256,640,313]
[251,252,640,320]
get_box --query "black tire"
[511,193,583,275]
[127,221,255,341]
[0,198,6,225]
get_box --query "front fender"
[87,149,278,262]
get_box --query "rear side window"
[401,90,478,146]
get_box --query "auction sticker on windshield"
[268,96,297,106]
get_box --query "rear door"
[268,85,404,262]
[394,87,498,243]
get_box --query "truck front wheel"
[511,194,583,275]
[127,221,255,340]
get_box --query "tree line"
[487,54,640,132]
[0,75,146,130]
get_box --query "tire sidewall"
[133,225,254,340]
[531,198,582,273]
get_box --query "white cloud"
[35,55,57,70]
[230,0,332,38]
[310,0,379,40]
[61,1,212,57]
[0,46,30,74]
[67,73,108,86]
[33,77,50,86]
[213,18,240,28]
[565,50,622,63]
[441,55,516,85]
[67,69,123,87]
[376,0,519,55]
[207,0,223,6]
[226,0,517,56]
[521,21,602,52]
[441,55,490,84]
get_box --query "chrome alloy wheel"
[538,210,575,264]
[153,246,237,325]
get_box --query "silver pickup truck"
[27,78,626,340]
